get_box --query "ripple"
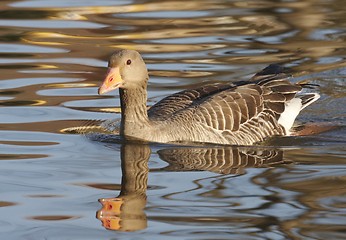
[29,215,80,221]
[116,10,210,19]
[0,43,67,53]
[310,28,345,41]
[0,201,17,207]
[26,194,64,198]
[75,183,121,191]
[0,77,82,90]
[0,140,58,146]
[0,20,107,29]
[37,87,97,97]
[0,107,107,124]
[10,0,131,8]
[0,57,105,67]
[0,0,345,239]
[0,154,48,161]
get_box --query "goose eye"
[126,59,132,65]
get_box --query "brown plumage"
[158,146,286,174]
[98,49,319,145]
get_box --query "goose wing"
[193,76,302,132]
[149,64,317,144]
[148,64,295,121]
[148,82,236,120]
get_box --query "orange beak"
[98,67,124,95]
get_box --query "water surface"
[0,0,345,239]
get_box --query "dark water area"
[0,0,345,239]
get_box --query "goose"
[98,49,319,145]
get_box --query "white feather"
[278,98,303,135]
[278,93,320,135]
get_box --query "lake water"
[0,0,345,239]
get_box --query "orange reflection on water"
[96,144,149,232]
[97,197,147,232]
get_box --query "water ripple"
[0,0,345,239]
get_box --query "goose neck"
[119,86,149,135]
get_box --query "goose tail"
[278,93,320,135]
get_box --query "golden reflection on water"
[0,0,345,238]
[12,0,345,96]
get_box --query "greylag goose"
[98,49,319,145]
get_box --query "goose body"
[98,49,319,145]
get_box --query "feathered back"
[146,64,318,145]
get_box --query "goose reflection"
[158,146,288,175]
[96,143,289,231]
[96,143,150,231]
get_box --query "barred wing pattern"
[145,64,318,145]
[147,64,309,145]
[148,83,235,120]
[192,76,304,144]
[158,147,287,174]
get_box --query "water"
[0,0,345,239]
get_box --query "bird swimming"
[98,49,319,145]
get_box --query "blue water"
[0,0,345,239]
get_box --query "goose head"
[98,49,148,95]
